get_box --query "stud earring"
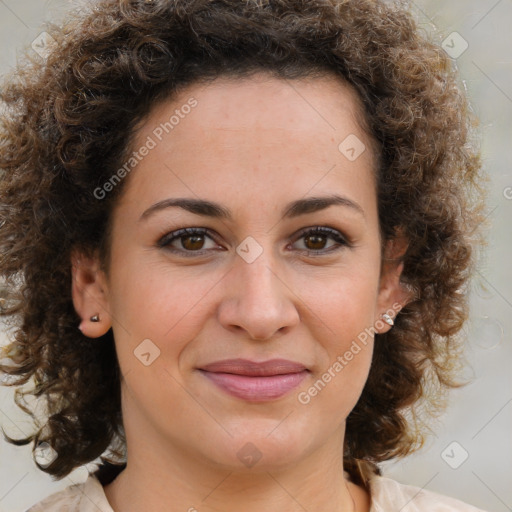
[382,313,394,326]
[90,314,100,323]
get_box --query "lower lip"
[199,370,309,402]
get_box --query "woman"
[0,0,486,510]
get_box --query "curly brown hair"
[0,0,484,488]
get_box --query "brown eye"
[292,227,350,254]
[180,234,205,251]
[303,233,328,250]
[158,227,221,256]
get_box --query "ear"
[375,232,414,334]
[71,249,112,338]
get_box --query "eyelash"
[157,226,351,257]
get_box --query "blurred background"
[0,1,511,511]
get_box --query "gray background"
[0,1,511,511]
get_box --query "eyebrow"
[139,194,365,222]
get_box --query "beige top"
[25,473,487,511]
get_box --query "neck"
[102,385,371,512]
[103,429,370,512]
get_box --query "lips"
[198,358,309,401]
[200,358,307,376]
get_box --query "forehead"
[119,73,377,219]
[180,72,362,120]
[153,72,373,150]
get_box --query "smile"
[198,359,310,402]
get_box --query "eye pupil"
[182,235,204,250]
[305,234,326,250]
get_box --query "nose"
[217,250,300,341]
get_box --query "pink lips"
[199,358,309,402]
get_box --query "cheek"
[297,264,380,343]
[317,293,376,390]
[295,265,378,390]
[298,289,376,420]
[108,258,221,360]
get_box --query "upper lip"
[199,358,308,376]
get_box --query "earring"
[90,314,100,323]
[382,313,394,326]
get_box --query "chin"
[199,427,314,473]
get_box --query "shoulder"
[25,475,114,512]
[368,475,488,512]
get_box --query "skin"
[72,72,410,512]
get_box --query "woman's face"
[74,72,406,473]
